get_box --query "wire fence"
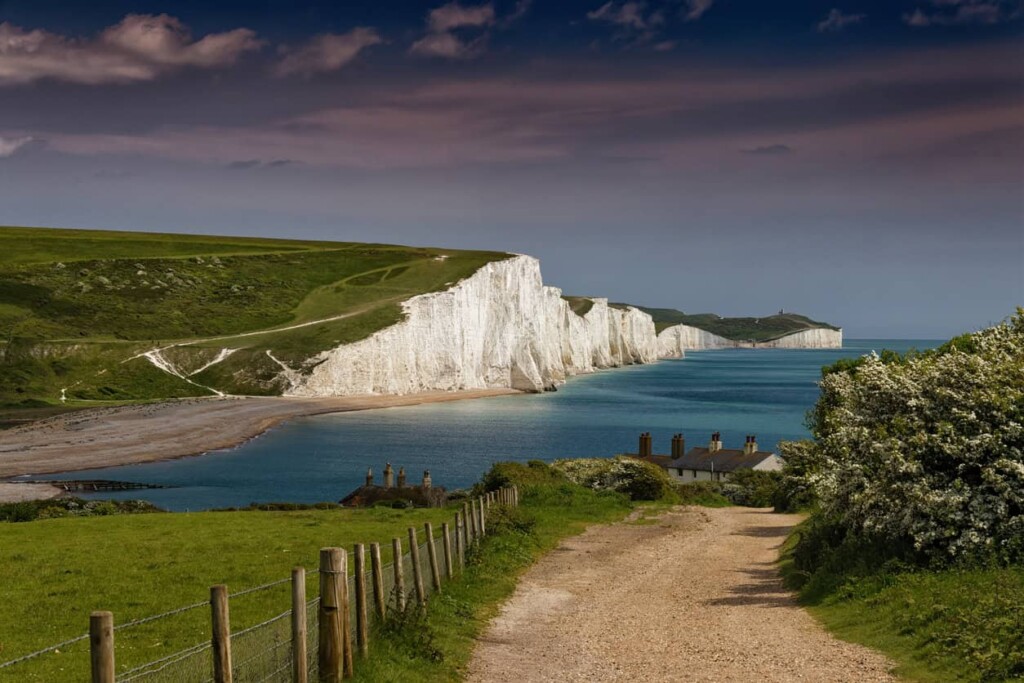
[0,486,517,683]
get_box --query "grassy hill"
[626,305,839,340]
[0,226,508,410]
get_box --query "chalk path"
[467,506,895,682]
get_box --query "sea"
[38,339,937,511]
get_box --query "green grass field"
[0,226,508,408]
[0,505,457,681]
[0,475,638,682]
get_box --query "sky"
[0,0,1021,338]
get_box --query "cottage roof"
[634,454,678,468]
[671,447,777,473]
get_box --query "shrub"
[674,481,731,507]
[552,457,676,501]
[791,310,1024,564]
[477,460,566,492]
[720,469,781,507]
[0,497,163,522]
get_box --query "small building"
[628,432,782,483]
[339,464,447,507]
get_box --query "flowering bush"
[552,457,675,501]
[787,310,1024,564]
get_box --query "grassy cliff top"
[623,305,840,341]
[0,226,509,407]
[0,226,509,342]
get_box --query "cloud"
[274,28,381,77]
[817,9,866,32]
[36,41,1023,174]
[0,14,261,86]
[411,2,495,59]
[225,158,298,170]
[587,2,653,29]
[682,0,715,21]
[427,2,496,31]
[742,144,794,155]
[0,135,33,157]
[904,0,1019,26]
[410,31,487,59]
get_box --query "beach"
[0,390,518,502]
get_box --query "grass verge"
[350,482,635,681]
[780,521,1024,683]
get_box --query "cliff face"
[657,324,842,352]
[287,255,658,397]
[751,328,843,348]
[285,255,840,398]
[657,325,735,355]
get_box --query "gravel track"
[467,506,895,682]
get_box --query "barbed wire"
[117,640,211,681]
[0,632,89,669]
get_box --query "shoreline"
[0,390,519,499]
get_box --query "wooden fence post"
[479,496,486,536]
[370,543,386,620]
[442,522,454,580]
[425,523,442,591]
[292,568,308,683]
[319,548,344,683]
[408,527,427,607]
[392,538,406,613]
[469,500,478,542]
[354,544,368,657]
[211,585,232,683]
[89,611,114,683]
[342,556,353,680]
[464,502,474,542]
[455,513,464,569]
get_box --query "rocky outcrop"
[287,255,659,397]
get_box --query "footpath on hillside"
[467,506,895,682]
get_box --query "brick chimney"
[383,463,394,489]
[638,432,653,458]
[397,467,407,488]
[366,467,374,487]
[422,470,432,490]
[744,435,758,455]
[709,432,722,453]
[671,433,686,459]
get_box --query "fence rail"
[1,487,518,683]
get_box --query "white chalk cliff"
[285,255,841,397]
[657,324,842,353]
[288,255,659,396]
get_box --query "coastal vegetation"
[778,310,1024,682]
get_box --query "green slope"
[0,226,509,408]
[622,304,839,340]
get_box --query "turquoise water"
[40,339,936,511]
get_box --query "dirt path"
[467,506,895,682]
